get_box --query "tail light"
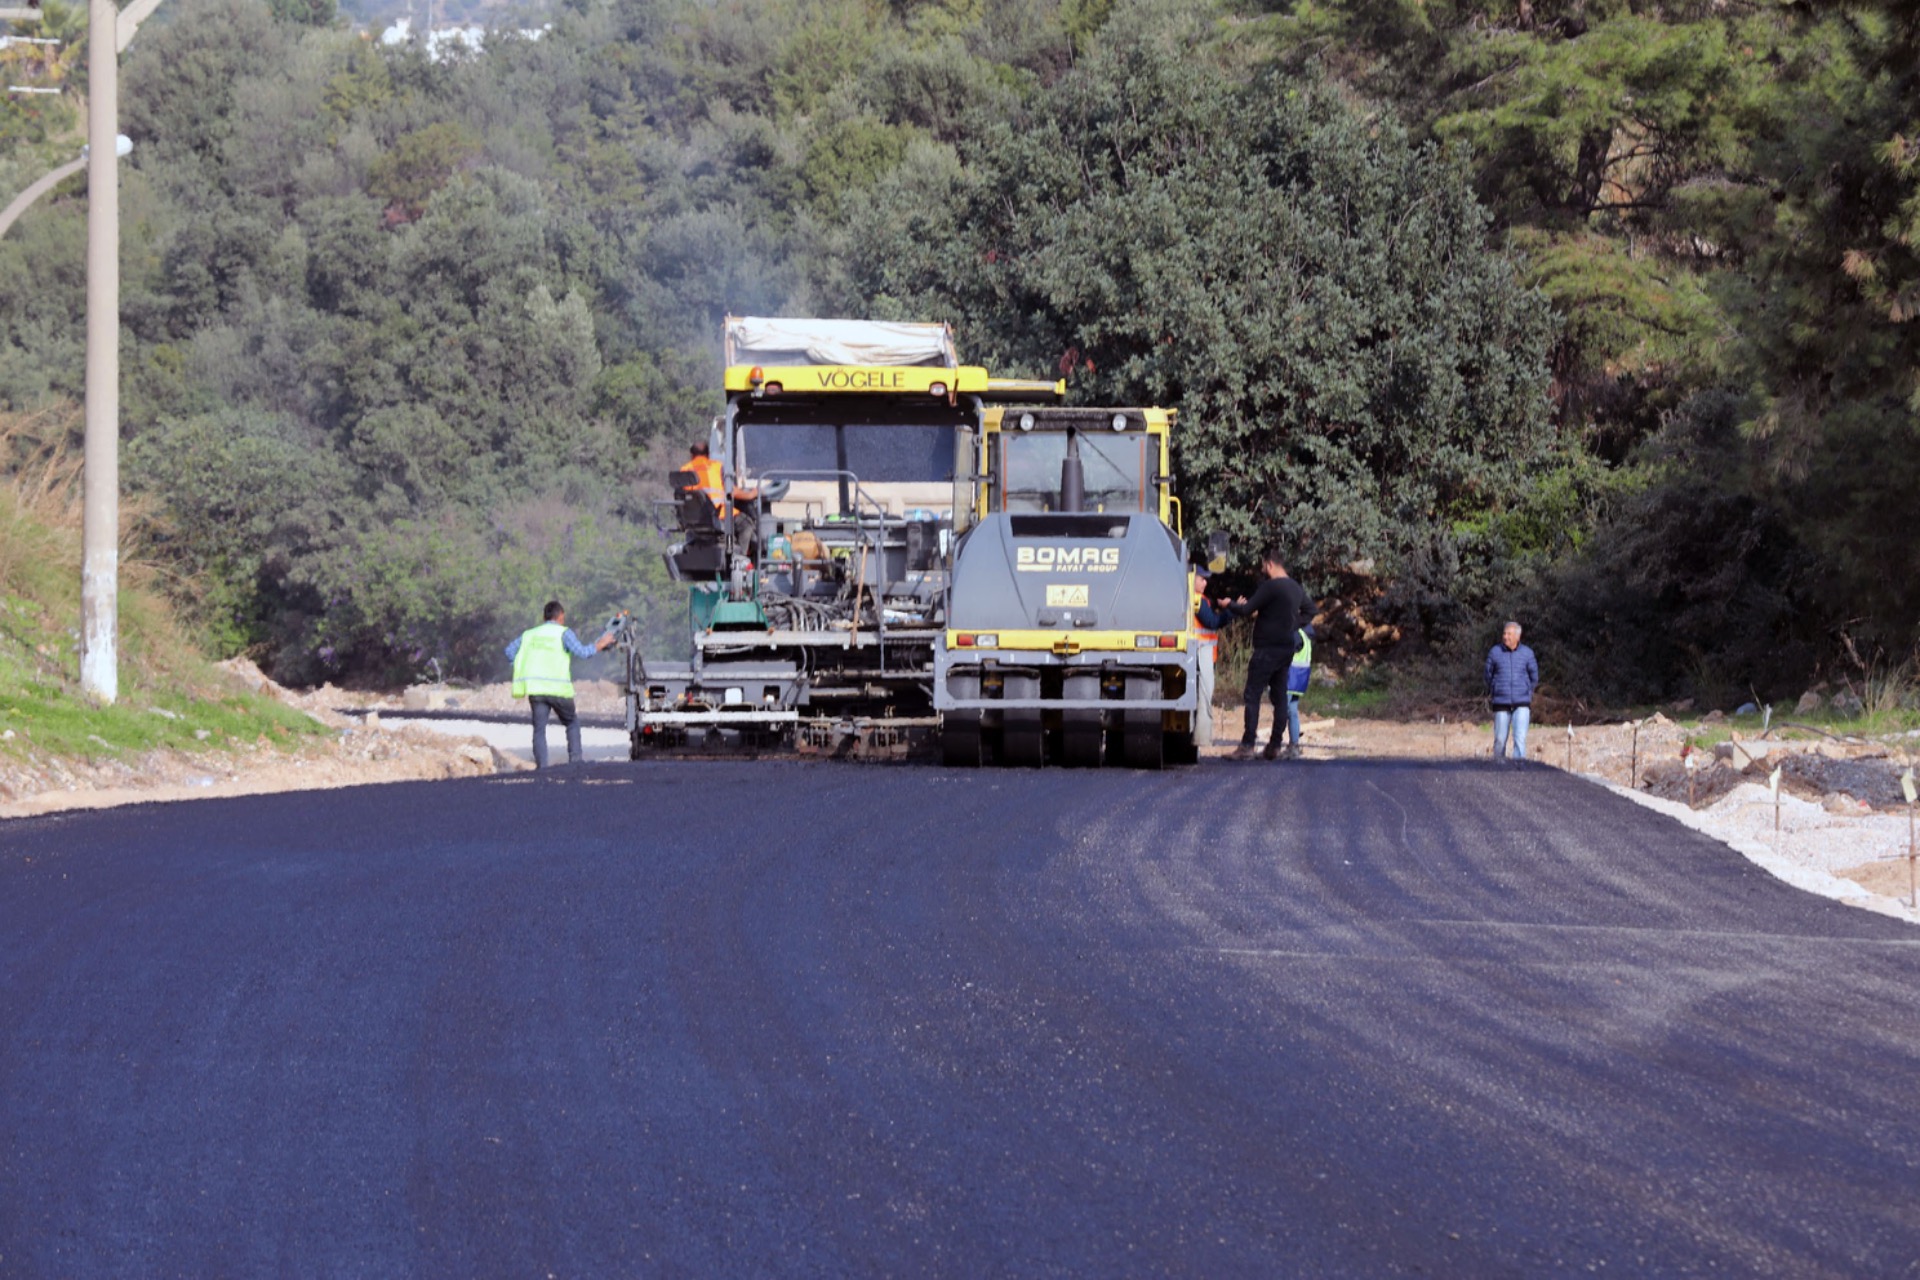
[1158,634,1179,648]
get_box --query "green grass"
[0,678,325,764]
[0,411,330,770]
[1301,683,1388,716]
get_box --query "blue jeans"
[530,695,582,768]
[1285,695,1301,747]
[1492,704,1530,760]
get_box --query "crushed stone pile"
[372,679,626,717]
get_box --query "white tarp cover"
[726,316,956,368]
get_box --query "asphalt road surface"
[3,759,1918,1277]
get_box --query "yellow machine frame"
[974,405,1178,527]
[723,364,991,396]
[948,406,1190,659]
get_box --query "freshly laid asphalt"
[2,759,1918,1277]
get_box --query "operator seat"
[668,468,726,580]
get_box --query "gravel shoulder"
[0,662,531,820]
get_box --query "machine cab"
[974,406,1178,533]
[722,316,982,526]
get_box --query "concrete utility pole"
[80,0,118,702]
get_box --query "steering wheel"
[757,477,792,502]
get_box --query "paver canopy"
[724,317,958,368]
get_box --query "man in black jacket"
[1227,550,1314,760]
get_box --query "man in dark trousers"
[504,600,620,769]
[1227,550,1314,760]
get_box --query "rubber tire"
[1061,713,1103,768]
[1121,672,1164,770]
[1061,673,1104,768]
[940,712,983,767]
[1122,715,1164,770]
[1001,674,1044,768]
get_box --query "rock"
[1648,712,1673,727]
[1728,741,1774,771]
[1830,691,1864,717]
[1796,691,1823,713]
[363,711,381,730]
[454,744,493,769]
[1701,709,1726,725]
[216,656,293,703]
[403,686,453,712]
[1735,702,1759,716]
[1822,793,1873,817]
[1669,698,1695,713]
[148,707,180,720]
[193,728,211,741]
[488,746,533,773]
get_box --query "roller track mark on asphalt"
[903,778,1450,1275]
[1400,920,1920,947]
[3,761,1920,1274]
[1098,765,1920,1273]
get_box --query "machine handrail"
[753,467,897,671]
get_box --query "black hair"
[543,600,565,621]
[689,442,709,457]
[1263,548,1287,571]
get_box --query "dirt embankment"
[0,660,531,820]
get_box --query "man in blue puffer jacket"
[1484,620,1539,761]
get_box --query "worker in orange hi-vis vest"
[1191,566,1229,748]
[685,442,724,509]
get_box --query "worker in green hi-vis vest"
[504,600,620,768]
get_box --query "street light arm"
[0,155,86,239]
[116,0,163,52]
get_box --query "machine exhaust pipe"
[1060,429,1086,513]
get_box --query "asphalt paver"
[2,758,1917,1276]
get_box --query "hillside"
[0,411,506,808]
[0,0,1910,707]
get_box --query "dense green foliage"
[851,8,1555,640]
[1250,0,1920,698]
[0,0,1910,701]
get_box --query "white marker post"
[1685,749,1699,807]
[1902,768,1916,910]
[1769,765,1783,841]
[1565,722,1574,772]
